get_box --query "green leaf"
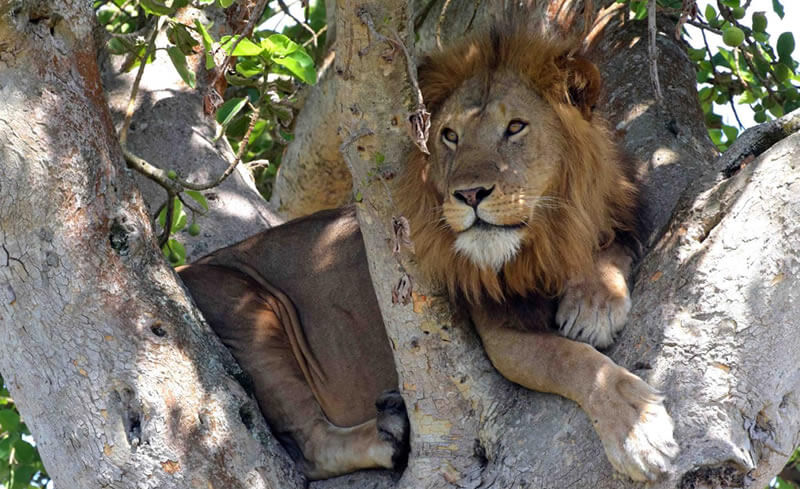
[235,59,264,78]
[777,32,795,62]
[688,47,707,62]
[774,62,792,82]
[632,1,648,20]
[194,19,216,70]
[157,198,187,233]
[0,408,20,432]
[722,125,738,143]
[0,433,16,460]
[737,90,757,104]
[262,34,299,56]
[715,49,734,69]
[720,0,738,7]
[704,4,717,22]
[166,46,196,89]
[272,49,316,84]
[772,0,785,19]
[219,0,236,7]
[696,69,711,83]
[216,97,248,126]
[220,35,263,56]
[185,190,209,211]
[162,239,186,266]
[9,464,36,489]
[12,440,35,464]
[167,23,199,55]
[106,37,136,55]
[769,104,785,117]
[140,0,176,16]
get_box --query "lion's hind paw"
[376,390,410,471]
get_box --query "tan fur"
[396,31,638,303]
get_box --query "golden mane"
[396,30,638,303]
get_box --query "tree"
[1,1,800,489]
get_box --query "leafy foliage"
[93,0,325,260]
[621,0,799,151]
[0,375,50,489]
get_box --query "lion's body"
[179,28,678,482]
[181,207,395,427]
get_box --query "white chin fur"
[453,226,522,271]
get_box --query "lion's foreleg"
[472,314,678,481]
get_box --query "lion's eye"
[506,120,528,136]
[441,128,459,146]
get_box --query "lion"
[177,28,678,482]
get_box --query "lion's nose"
[453,186,494,208]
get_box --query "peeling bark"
[0,2,300,487]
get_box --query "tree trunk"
[0,2,301,487]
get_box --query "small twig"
[176,103,259,191]
[413,0,438,31]
[581,0,595,43]
[122,147,182,194]
[277,0,319,47]
[357,9,430,154]
[177,193,207,216]
[464,0,482,34]
[339,124,374,154]
[648,0,664,104]
[119,24,159,146]
[675,16,723,35]
[123,104,257,194]
[301,25,327,48]
[212,0,270,88]
[739,47,782,108]
[675,0,697,39]
[584,2,626,50]
[435,0,453,51]
[103,0,134,30]
[158,190,177,248]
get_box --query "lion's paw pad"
[556,280,631,349]
[376,390,410,470]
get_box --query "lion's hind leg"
[178,264,408,480]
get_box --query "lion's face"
[399,31,635,302]
[431,72,565,271]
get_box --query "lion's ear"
[559,55,603,119]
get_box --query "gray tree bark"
[0,2,300,488]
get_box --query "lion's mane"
[397,29,639,303]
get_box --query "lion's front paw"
[590,372,679,481]
[376,390,410,471]
[556,274,631,349]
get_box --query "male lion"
[178,28,678,481]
